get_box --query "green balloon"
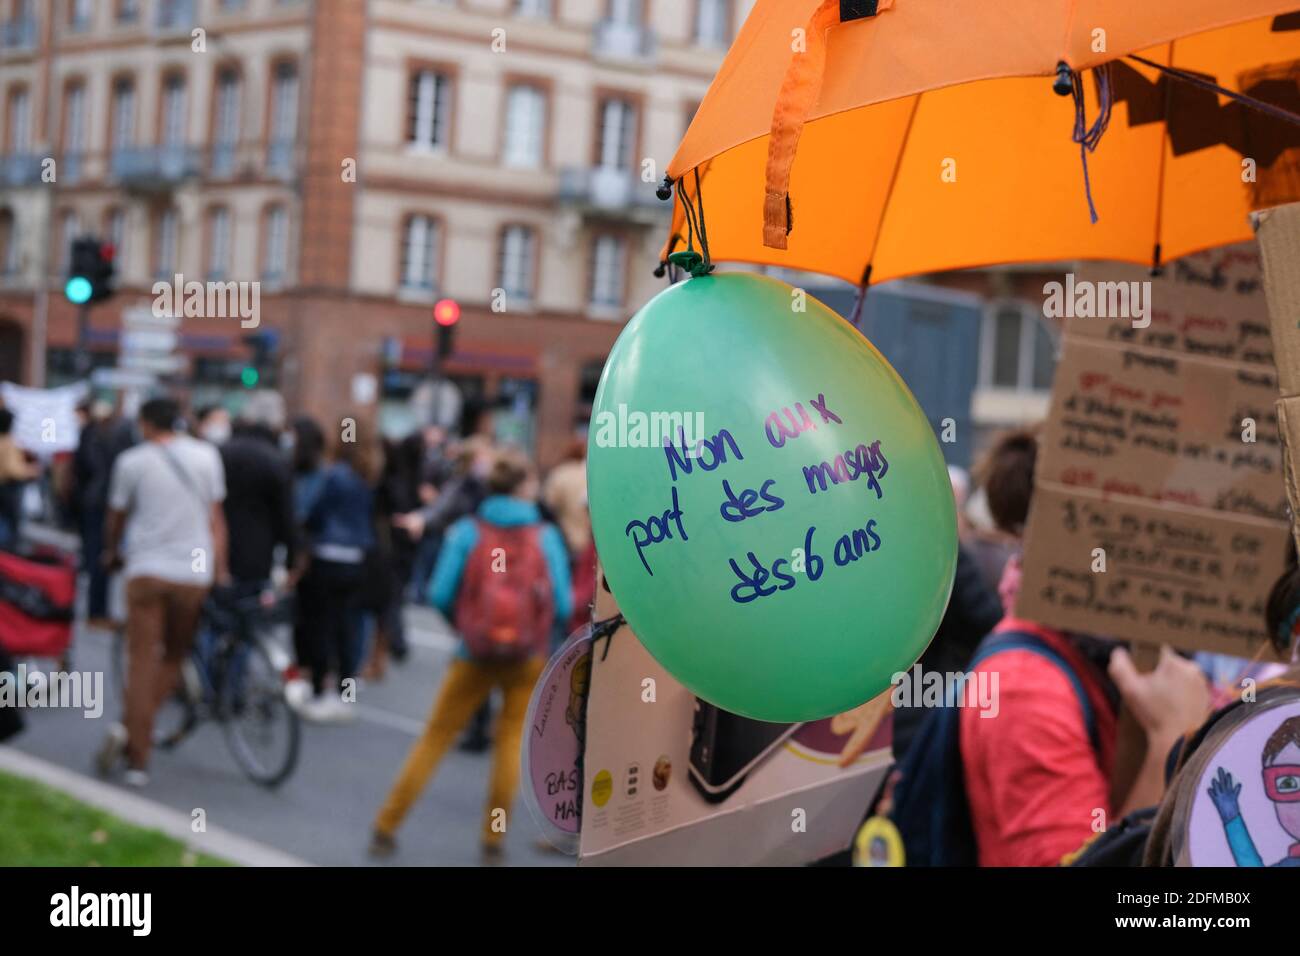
[587,273,957,722]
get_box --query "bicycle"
[111,584,301,787]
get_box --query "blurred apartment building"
[0,0,745,464]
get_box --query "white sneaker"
[123,768,150,788]
[284,678,312,710]
[299,695,339,724]
[95,723,128,778]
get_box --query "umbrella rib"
[1150,40,1174,274]
[863,93,922,286]
[1059,0,1079,68]
[846,92,920,328]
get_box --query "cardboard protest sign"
[1065,250,1272,364]
[1019,486,1288,655]
[1038,342,1283,517]
[577,575,890,866]
[1018,247,1292,656]
[1254,202,1300,555]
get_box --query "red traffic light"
[433,298,461,327]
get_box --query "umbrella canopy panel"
[664,6,1300,286]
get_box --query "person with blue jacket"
[295,421,381,722]
[426,497,573,637]
[372,447,570,862]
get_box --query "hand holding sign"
[587,273,957,721]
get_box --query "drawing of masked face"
[1263,741,1300,841]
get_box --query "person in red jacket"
[961,429,1210,866]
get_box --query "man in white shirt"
[97,396,227,786]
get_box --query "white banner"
[0,381,88,455]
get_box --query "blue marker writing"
[625,485,688,575]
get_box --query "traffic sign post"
[100,306,186,393]
[74,302,91,378]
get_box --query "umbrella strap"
[1070,64,1113,225]
[762,0,895,250]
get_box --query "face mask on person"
[201,420,231,445]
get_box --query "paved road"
[11,604,572,868]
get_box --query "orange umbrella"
[660,1,1300,288]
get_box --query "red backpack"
[454,521,554,660]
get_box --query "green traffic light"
[65,276,93,305]
[240,367,259,388]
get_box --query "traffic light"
[65,237,116,306]
[241,331,279,388]
[434,298,460,364]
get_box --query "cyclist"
[97,397,227,787]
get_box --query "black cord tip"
[656,176,674,201]
[1053,60,1073,96]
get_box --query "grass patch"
[0,769,231,867]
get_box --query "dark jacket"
[220,426,295,583]
[73,417,134,515]
[305,462,375,558]
[891,543,1004,763]
[73,422,112,516]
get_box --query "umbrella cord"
[1070,64,1113,224]
[682,183,697,256]
[593,612,625,661]
[848,264,873,330]
[655,232,682,283]
[681,181,702,261]
[692,168,713,272]
[675,170,715,276]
